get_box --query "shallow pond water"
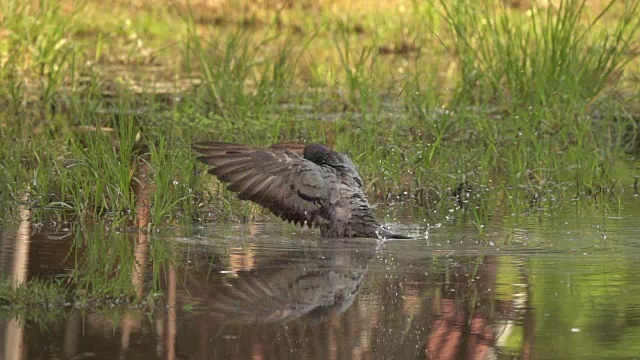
[2,195,640,359]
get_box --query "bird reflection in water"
[180,239,378,326]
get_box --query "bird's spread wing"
[193,141,339,227]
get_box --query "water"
[2,198,640,359]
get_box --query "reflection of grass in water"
[0,225,175,323]
[69,226,176,298]
[0,278,70,326]
[0,0,637,227]
[0,277,157,329]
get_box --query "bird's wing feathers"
[193,142,338,227]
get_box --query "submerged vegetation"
[0,0,639,309]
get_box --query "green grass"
[442,0,639,109]
[0,0,636,227]
[0,0,636,241]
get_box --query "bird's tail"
[375,226,413,240]
[350,205,412,239]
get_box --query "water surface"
[2,197,640,359]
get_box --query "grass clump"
[441,0,639,111]
[0,0,79,108]
[410,0,640,216]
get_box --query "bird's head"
[303,144,343,167]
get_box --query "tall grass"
[182,6,312,123]
[416,0,640,217]
[441,0,639,111]
[61,113,141,224]
[148,135,199,225]
[0,0,79,109]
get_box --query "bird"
[192,141,410,239]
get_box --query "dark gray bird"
[193,141,409,239]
